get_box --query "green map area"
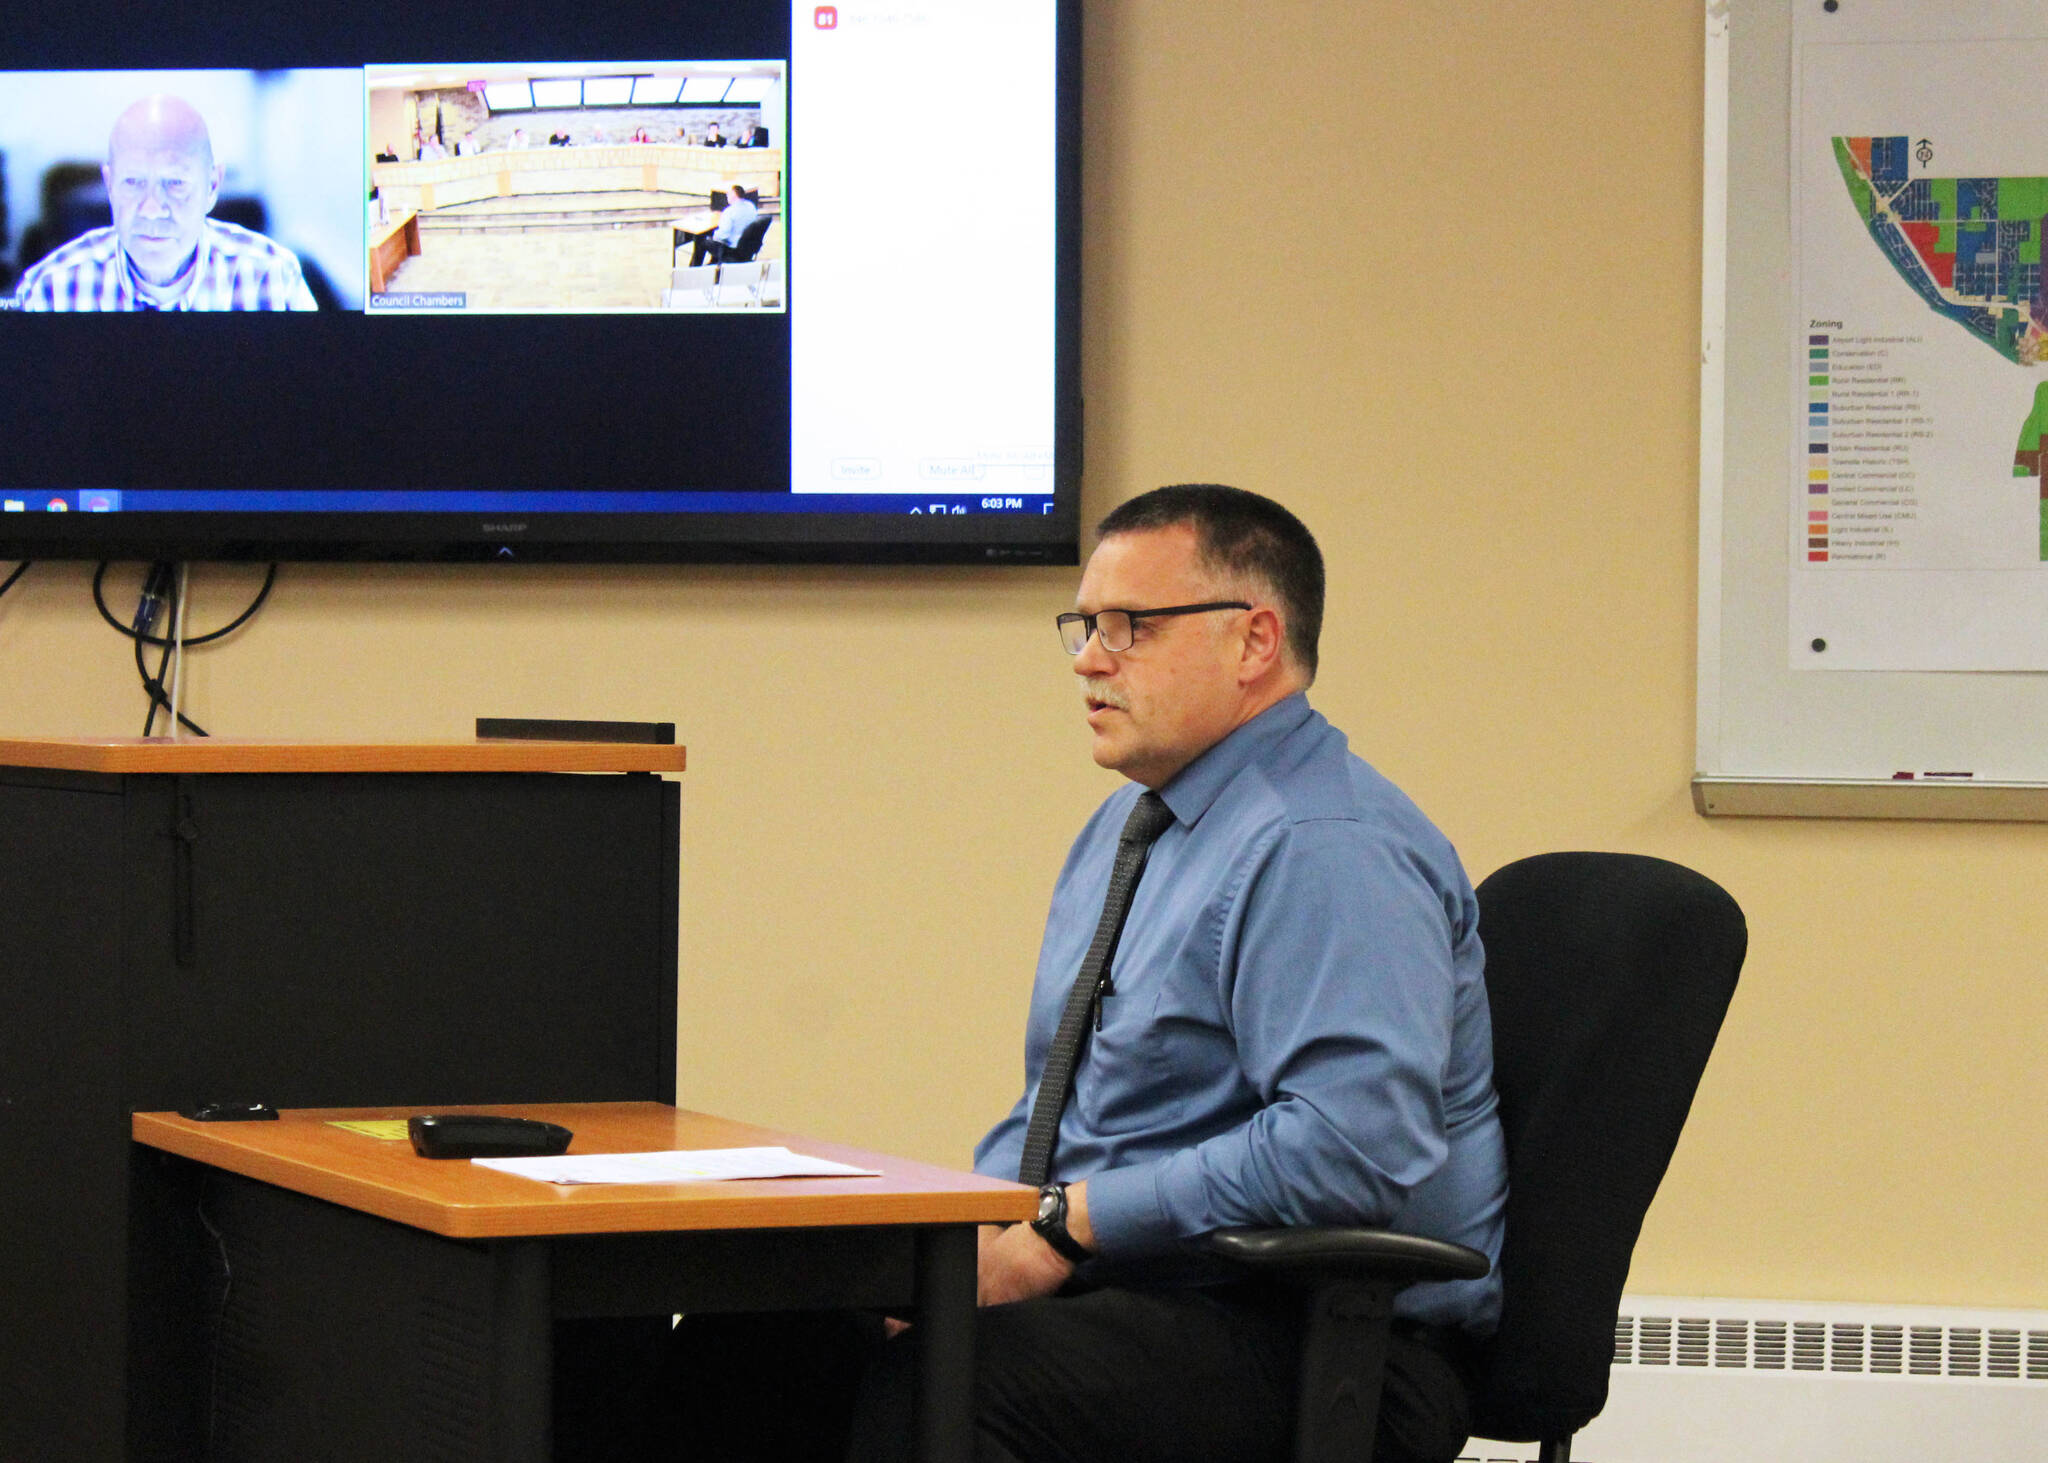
[2019,382,2048,560]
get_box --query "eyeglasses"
[1055,601,1252,655]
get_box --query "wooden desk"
[367,210,421,292]
[0,734,686,775]
[133,1103,1035,1462]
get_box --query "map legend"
[1795,334,1922,564]
[1810,331,1831,560]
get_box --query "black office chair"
[1209,851,1747,1463]
[16,162,107,274]
[211,196,345,311]
[722,212,775,266]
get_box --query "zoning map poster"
[1791,3,2048,670]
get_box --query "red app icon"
[815,5,837,27]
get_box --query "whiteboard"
[1697,0,2048,819]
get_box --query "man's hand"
[977,1221,1073,1306]
[976,1180,1097,1306]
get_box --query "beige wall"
[3,0,2042,1308]
[367,85,408,162]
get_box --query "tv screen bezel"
[0,1,1082,567]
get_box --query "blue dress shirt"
[975,694,1506,1330]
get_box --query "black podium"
[0,736,684,1463]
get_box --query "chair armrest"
[1209,1229,1489,1463]
[1206,1226,1490,1285]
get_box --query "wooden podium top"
[0,738,686,775]
[133,1103,1034,1239]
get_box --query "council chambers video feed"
[364,61,785,314]
[0,70,365,311]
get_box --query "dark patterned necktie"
[1017,790,1177,1187]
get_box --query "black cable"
[93,560,277,647]
[129,562,207,737]
[139,625,161,738]
[137,618,202,736]
[0,561,28,600]
[194,1184,234,1459]
[92,560,274,738]
[152,570,177,735]
[132,562,166,737]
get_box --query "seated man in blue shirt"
[682,184,760,268]
[864,483,1507,1458]
[844,484,1506,1463]
[649,485,1505,1463]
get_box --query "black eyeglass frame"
[1055,600,1253,654]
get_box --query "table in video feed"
[368,210,421,292]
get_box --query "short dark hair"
[1096,484,1324,680]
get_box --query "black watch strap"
[1030,1182,1093,1265]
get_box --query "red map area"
[1899,220,1954,287]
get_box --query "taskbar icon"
[15,492,123,513]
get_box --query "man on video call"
[639,486,1506,1463]
[11,95,317,311]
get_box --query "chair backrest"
[726,214,774,263]
[669,264,718,298]
[1469,852,1745,1444]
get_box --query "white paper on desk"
[471,1146,881,1185]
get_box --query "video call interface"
[0,62,786,317]
[0,1,1060,515]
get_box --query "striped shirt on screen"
[12,220,318,311]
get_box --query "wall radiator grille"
[1460,1295,2048,1463]
[1611,1309,2048,1380]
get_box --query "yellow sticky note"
[328,1119,412,1141]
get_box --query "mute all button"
[832,459,882,481]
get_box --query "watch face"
[1036,1190,1060,1223]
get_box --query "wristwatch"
[1030,1182,1093,1265]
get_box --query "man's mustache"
[1083,679,1129,710]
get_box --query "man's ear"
[1237,605,1287,684]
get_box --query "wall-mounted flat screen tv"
[0,0,1079,563]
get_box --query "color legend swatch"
[1809,332,1829,561]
